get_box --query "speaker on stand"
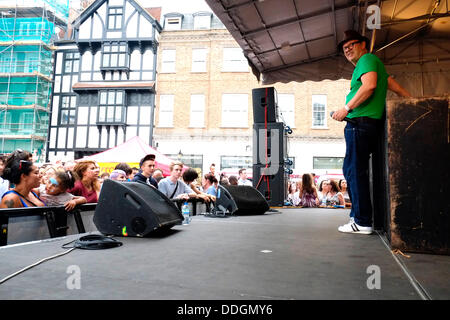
[252,87,293,207]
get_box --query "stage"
[0,208,448,300]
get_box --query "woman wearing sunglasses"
[37,170,87,211]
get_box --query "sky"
[70,0,212,16]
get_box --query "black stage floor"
[0,208,449,300]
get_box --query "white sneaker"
[338,221,372,235]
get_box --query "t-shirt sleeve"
[354,54,378,81]
[181,181,194,194]
[206,186,217,196]
[157,179,168,196]
[67,182,81,196]
[64,192,75,201]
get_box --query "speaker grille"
[131,217,147,235]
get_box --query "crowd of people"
[287,173,351,208]
[0,149,351,211]
[0,150,254,210]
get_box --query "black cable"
[0,234,122,285]
[62,234,123,250]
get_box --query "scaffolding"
[0,0,68,161]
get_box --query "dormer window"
[164,13,183,30]
[193,13,211,30]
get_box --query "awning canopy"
[206,0,450,96]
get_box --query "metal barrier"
[0,198,214,247]
[0,204,97,247]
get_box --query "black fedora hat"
[337,30,370,52]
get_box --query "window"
[166,154,203,175]
[194,15,211,30]
[313,157,344,169]
[97,90,125,124]
[101,42,128,69]
[159,95,174,127]
[312,94,327,128]
[222,48,248,72]
[277,94,295,128]
[60,95,77,125]
[189,94,205,127]
[0,112,12,132]
[107,7,123,30]
[63,52,80,74]
[19,112,34,133]
[192,48,207,72]
[220,156,252,170]
[222,94,248,127]
[161,49,176,73]
[164,17,182,30]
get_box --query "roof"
[72,0,162,32]
[162,11,226,30]
[205,0,450,96]
[145,7,162,23]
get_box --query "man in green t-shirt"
[332,30,410,235]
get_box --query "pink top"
[68,180,98,203]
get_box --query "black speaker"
[212,185,238,215]
[252,164,286,207]
[252,87,278,123]
[253,122,286,165]
[222,185,270,215]
[93,180,183,237]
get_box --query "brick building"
[154,11,349,178]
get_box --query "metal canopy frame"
[206,0,450,95]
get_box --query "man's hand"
[197,193,210,202]
[332,108,349,122]
[176,193,189,200]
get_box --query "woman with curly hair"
[326,179,345,207]
[1,155,45,208]
[68,160,100,203]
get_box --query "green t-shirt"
[346,53,388,119]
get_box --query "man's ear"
[361,40,369,51]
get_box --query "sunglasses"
[18,160,31,170]
[49,177,59,186]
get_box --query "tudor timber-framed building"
[47,0,161,161]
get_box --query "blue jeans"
[343,121,379,227]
